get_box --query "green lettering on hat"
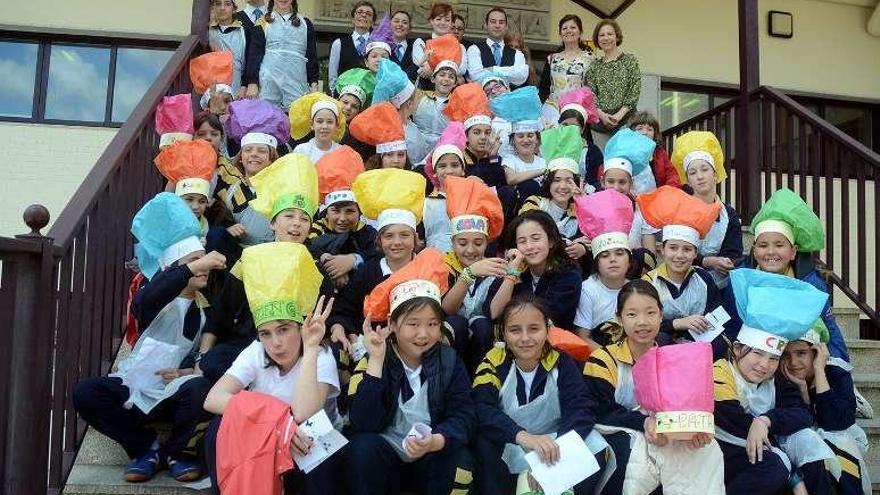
[272,193,316,220]
[252,299,303,327]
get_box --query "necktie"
[492,41,502,66]
[397,44,404,61]
[252,7,262,20]
[356,35,366,56]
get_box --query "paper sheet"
[293,410,348,474]
[689,306,731,343]
[524,430,600,495]
[402,422,432,451]
[123,338,181,391]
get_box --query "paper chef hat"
[249,152,319,221]
[363,248,449,321]
[558,87,600,125]
[731,268,828,356]
[575,189,634,257]
[670,131,726,185]
[426,34,462,75]
[189,51,233,95]
[288,92,346,142]
[316,145,364,207]
[425,121,466,188]
[227,98,290,147]
[155,94,194,149]
[240,242,322,327]
[349,102,407,153]
[131,192,204,280]
[443,82,493,130]
[365,15,397,57]
[637,186,722,247]
[750,188,825,252]
[633,342,715,438]
[336,68,376,107]
[154,139,218,198]
[603,128,656,178]
[373,58,416,109]
[540,125,581,176]
[352,168,426,231]
[479,69,509,91]
[445,176,504,240]
[490,86,543,134]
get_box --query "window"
[660,91,709,129]
[0,38,172,126]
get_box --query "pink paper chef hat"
[574,190,634,258]
[155,94,194,148]
[425,121,467,188]
[559,87,600,125]
[633,342,715,439]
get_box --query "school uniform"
[584,340,725,494]
[696,200,743,288]
[484,266,582,330]
[574,274,625,345]
[293,139,341,164]
[246,13,318,110]
[326,257,396,335]
[208,21,253,93]
[462,148,517,223]
[328,31,369,94]
[347,343,475,495]
[466,39,528,89]
[234,3,264,28]
[206,171,275,264]
[307,218,378,263]
[411,91,450,151]
[501,153,545,204]
[473,347,605,494]
[73,264,213,462]
[443,252,497,372]
[580,141,605,189]
[423,190,452,252]
[519,196,579,240]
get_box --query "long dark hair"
[615,279,662,316]
[536,169,581,205]
[265,0,301,26]
[503,210,576,276]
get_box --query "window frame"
[0,29,177,128]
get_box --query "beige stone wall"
[0,123,116,237]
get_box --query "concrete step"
[63,465,210,495]
[854,374,880,411]
[833,307,862,341]
[847,339,880,371]
[77,428,130,466]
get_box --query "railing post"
[4,206,55,494]
[737,0,762,222]
[191,0,210,46]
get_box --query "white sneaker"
[854,385,874,419]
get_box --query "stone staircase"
[64,310,880,494]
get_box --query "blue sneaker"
[123,449,161,482]
[167,457,201,482]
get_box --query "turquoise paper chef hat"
[131,192,204,280]
[730,268,828,356]
[372,58,416,109]
[603,128,656,178]
[490,86,542,134]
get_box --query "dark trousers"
[473,434,604,495]
[446,315,495,375]
[348,432,472,495]
[203,416,339,495]
[199,340,251,383]
[718,441,790,495]
[73,376,213,460]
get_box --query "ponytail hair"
[265,0,301,26]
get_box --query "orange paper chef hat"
[443,83,493,130]
[315,145,364,207]
[154,139,218,198]
[363,248,449,321]
[636,185,722,247]
[189,51,233,95]
[445,176,504,241]
[349,102,407,154]
[427,34,462,75]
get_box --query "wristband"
[504,274,520,284]
[506,268,522,277]
[461,266,476,285]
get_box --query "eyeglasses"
[453,26,465,32]
[354,9,373,17]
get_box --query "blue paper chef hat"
[131,192,204,280]
[490,86,542,134]
[603,128,657,178]
[478,69,509,90]
[730,268,828,356]
[372,58,416,109]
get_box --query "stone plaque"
[315,0,550,44]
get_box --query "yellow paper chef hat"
[670,131,727,185]
[249,153,319,221]
[240,242,323,327]
[288,92,347,141]
[352,168,425,230]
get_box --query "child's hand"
[187,251,227,276]
[644,415,668,446]
[684,432,713,450]
[673,315,710,333]
[504,249,524,271]
[812,343,830,372]
[290,426,313,457]
[468,258,508,278]
[330,323,352,353]
[405,433,444,460]
[564,240,588,260]
[227,223,247,239]
[516,432,560,465]
[488,132,501,156]
[302,296,334,350]
[362,318,391,360]
[322,254,355,279]
[244,84,259,99]
[746,416,771,464]
[155,367,189,384]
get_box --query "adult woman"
[538,15,595,124]
[585,19,641,148]
[412,3,468,89]
[246,0,318,110]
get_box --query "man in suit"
[465,8,529,89]
[328,1,375,95]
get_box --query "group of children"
[70,1,871,494]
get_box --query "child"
[155,93,194,150]
[473,296,606,494]
[670,131,741,289]
[445,83,505,188]
[199,83,235,122]
[373,58,431,164]
[441,174,506,369]
[290,93,345,163]
[348,248,475,495]
[629,110,682,189]
[486,210,582,330]
[363,15,396,73]
[207,0,252,96]
[583,280,725,494]
[350,101,412,171]
[715,269,836,494]
[782,325,871,495]
[637,186,725,352]
[336,68,378,161]
[326,168,425,356]
[557,87,604,189]
[480,71,514,157]
[421,124,468,252]
[411,34,460,150]
[74,193,226,483]
[154,139,218,242]
[310,145,377,289]
[245,0,318,109]
[203,242,340,494]
[194,111,231,162]
[572,189,635,346]
[491,86,545,202]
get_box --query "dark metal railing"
[0,30,204,494]
[664,86,880,329]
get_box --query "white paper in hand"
[524,430,600,495]
[689,306,731,343]
[123,338,181,391]
[402,422,432,452]
[293,410,348,474]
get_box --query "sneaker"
[854,385,874,419]
[123,449,161,482]
[168,457,202,482]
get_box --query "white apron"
[700,203,731,288]
[259,15,309,110]
[499,365,563,474]
[208,25,246,93]
[381,378,432,462]
[651,271,708,321]
[541,198,578,240]
[112,298,204,414]
[423,196,452,252]
[412,95,448,151]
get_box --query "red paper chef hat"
[445,176,504,241]
[363,248,449,321]
[349,102,406,154]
